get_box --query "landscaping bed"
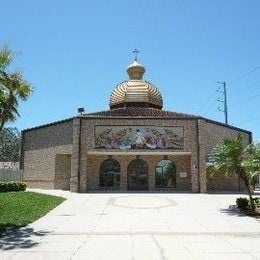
[237,207,260,218]
[0,191,65,235]
[235,197,260,218]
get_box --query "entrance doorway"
[127,159,148,191]
[155,160,176,189]
[99,159,120,189]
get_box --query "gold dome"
[109,61,163,109]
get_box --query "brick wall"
[21,115,252,193]
[207,167,246,191]
[22,120,74,189]
[79,117,198,192]
[54,154,71,190]
[85,154,191,191]
[23,145,73,189]
[23,120,73,151]
[203,120,251,157]
[200,120,251,192]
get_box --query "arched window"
[100,159,120,188]
[155,160,176,188]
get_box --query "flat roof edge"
[87,151,192,156]
[22,117,75,132]
[21,115,251,136]
[200,117,251,134]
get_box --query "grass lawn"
[0,191,65,235]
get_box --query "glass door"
[127,159,148,191]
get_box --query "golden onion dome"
[109,60,163,109]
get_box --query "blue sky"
[1,0,260,140]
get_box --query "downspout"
[196,120,201,193]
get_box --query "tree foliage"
[0,127,21,162]
[0,45,33,131]
[210,136,260,210]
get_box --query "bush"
[253,197,260,206]
[236,197,249,210]
[0,181,26,192]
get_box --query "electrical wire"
[230,94,260,106]
[229,81,260,95]
[195,66,260,116]
[229,66,260,86]
[237,114,260,124]
[195,93,216,114]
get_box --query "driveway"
[1,190,260,259]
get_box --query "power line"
[195,66,260,117]
[201,102,216,116]
[195,93,216,114]
[229,66,260,86]
[230,94,260,106]
[237,114,260,124]
[229,80,260,95]
[215,67,260,123]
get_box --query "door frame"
[127,159,149,191]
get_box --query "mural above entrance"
[94,126,184,149]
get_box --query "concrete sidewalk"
[1,190,260,259]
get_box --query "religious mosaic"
[94,126,184,149]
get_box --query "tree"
[0,127,21,162]
[210,136,260,211]
[0,45,33,132]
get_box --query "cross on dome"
[133,48,139,61]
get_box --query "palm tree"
[0,45,32,132]
[210,136,260,211]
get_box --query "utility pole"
[223,82,228,124]
[217,81,228,124]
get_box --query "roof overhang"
[87,150,191,156]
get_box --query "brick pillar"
[148,159,156,191]
[120,156,128,190]
[79,123,88,192]
[70,117,80,192]
[79,154,87,192]
[198,119,207,193]
[191,153,199,193]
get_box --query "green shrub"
[236,197,249,210]
[253,197,260,206]
[0,181,27,192]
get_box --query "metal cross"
[133,49,139,61]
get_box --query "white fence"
[0,162,22,181]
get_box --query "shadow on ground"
[220,206,260,219]
[220,207,247,217]
[85,190,260,195]
[0,227,49,250]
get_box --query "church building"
[21,58,252,193]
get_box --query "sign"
[180,172,187,178]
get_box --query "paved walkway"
[1,190,260,259]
